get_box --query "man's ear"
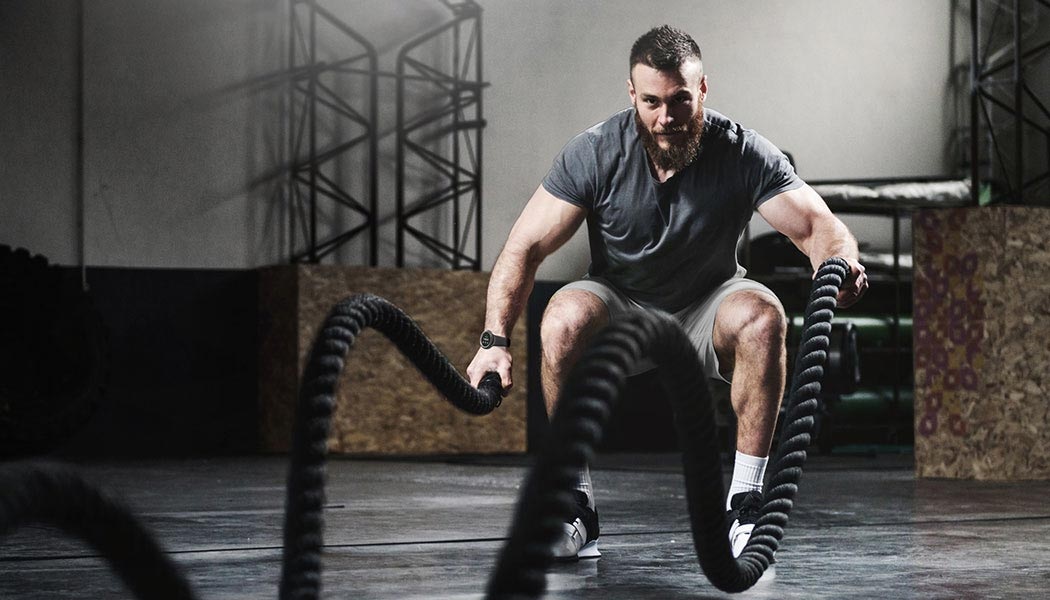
[627,77,636,103]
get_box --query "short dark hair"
[629,25,702,72]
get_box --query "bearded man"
[467,25,868,564]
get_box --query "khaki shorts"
[557,275,781,383]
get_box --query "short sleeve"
[541,132,597,210]
[741,131,804,209]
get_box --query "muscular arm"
[757,184,868,307]
[467,185,587,389]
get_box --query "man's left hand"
[836,258,868,308]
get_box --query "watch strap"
[480,330,510,348]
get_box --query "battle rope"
[0,258,845,599]
[279,294,504,600]
[0,462,199,600]
[486,257,849,597]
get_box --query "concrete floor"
[1,452,1048,599]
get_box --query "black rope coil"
[0,462,199,600]
[486,257,849,597]
[279,293,503,600]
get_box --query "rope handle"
[479,371,504,400]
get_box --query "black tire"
[0,244,107,456]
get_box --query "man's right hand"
[467,347,513,396]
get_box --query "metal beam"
[396,1,486,270]
[970,0,1050,204]
[287,0,378,265]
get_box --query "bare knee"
[738,301,787,350]
[540,290,608,366]
[715,292,786,371]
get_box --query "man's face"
[628,58,707,171]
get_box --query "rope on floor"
[0,462,199,600]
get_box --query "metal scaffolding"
[969,0,1050,205]
[287,0,378,265]
[396,1,487,270]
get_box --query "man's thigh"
[675,279,782,383]
[554,277,654,374]
[555,277,639,318]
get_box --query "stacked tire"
[0,245,106,456]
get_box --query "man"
[467,25,867,562]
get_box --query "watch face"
[480,331,493,348]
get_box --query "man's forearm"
[484,243,542,338]
[804,215,859,270]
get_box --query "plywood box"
[913,206,1050,479]
[258,265,526,455]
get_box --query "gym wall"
[2,0,960,276]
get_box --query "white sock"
[575,465,595,509]
[726,451,768,510]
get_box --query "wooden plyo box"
[257,265,527,455]
[913,206,1050,479]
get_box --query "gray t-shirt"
[542,107,802,312]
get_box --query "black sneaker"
[551,490,600,561]
[726,490,763,558]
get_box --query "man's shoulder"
[559,108,635,161]
[701,108,783,159]
[579,108,634,143]
[701,108,747,145]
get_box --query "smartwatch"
[479,330,510,349]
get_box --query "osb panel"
[914,206,1050,479]
[257,266,299,452]
[289,265,526,455]
[996,209,1050,477]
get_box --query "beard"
[635,106,705,172]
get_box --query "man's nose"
[657,108,675,127]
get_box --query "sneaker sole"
[578,539,600,559]
[757,563,776,583]
[552,538,601,562]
